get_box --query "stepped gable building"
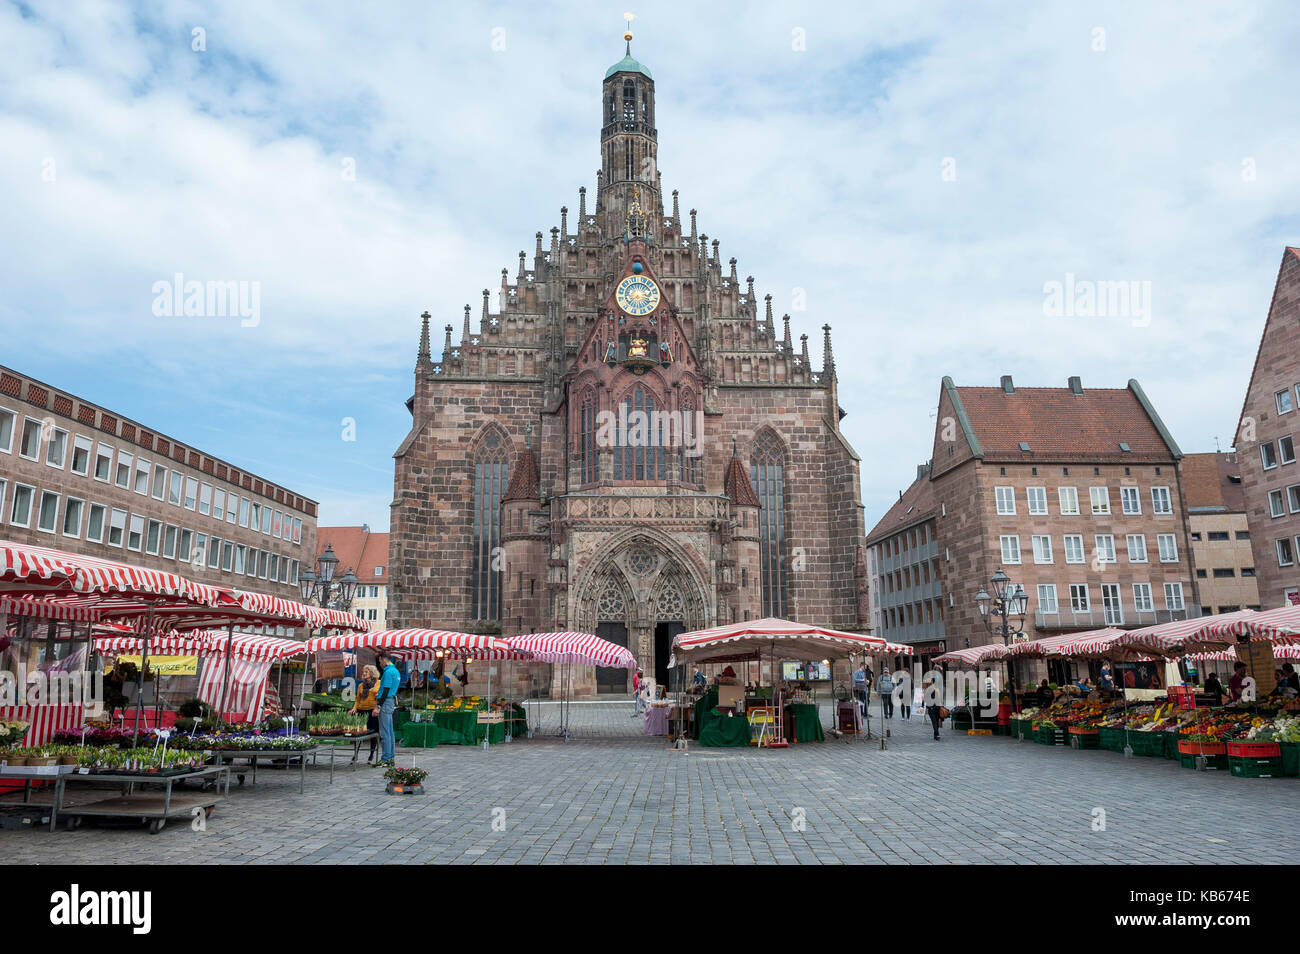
[1235,247,1300,608]
[923,374,1197,656]
[389,39,868,694]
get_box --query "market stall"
[671,617,887,747]
[502,632,636,740]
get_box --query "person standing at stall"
[350,664,381,764]
[877,668,895,721]
[374,651,401,767]
[852,663,869,717]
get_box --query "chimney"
[1068,375,1083,395]
[916,462,931,481]
[1000,375,1015,394]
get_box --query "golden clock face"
[615,274,660,317]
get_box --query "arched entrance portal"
[573,534,711,694]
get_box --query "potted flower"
[383,765,428,795]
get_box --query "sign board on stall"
[1238,640,1276,695]
[476,711,504,725]
[316,652,346,680]
[117,655,197,676]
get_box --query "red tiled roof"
[317,526,389,584]
[866,469,936,546]
[723,455,760,507]
[954,385,1175,462]
[503,447,540,502]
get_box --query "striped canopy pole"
[130,602,154,747]
[218,623,235,720]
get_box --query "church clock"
[615,274,660,316]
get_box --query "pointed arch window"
[751,431,788,617]
[471,433,509,621]
[622,79,637,121]
[680,391,700,486]
[615,385,665,482]
[580,389,598,485]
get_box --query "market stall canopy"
[95,628,308,662]
[0,540,225,609]
[880,642,914,656]
[304,628,513,658]
[503,632,635,668]
[1003,628,1128,659]
[670,617,886,665]
[1189,604,1300,646]
[933,644,1008,667]
[1189,643,1300,662]
[1110,609,1258,657]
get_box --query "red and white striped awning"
[670,618,885,665]
[1189,643,1300,662]
[1001,628,1129,659]
[879,642,915,656]
[504,632,637,668]
[95,631,212,657]
[94,629,307,662]
[1,595,103,622]
[934,644,1008,667]
[0,540,224,606]
[1190,605,1300,646]
[1111,610,1258,657]
[304,629,512,658]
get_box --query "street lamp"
[300,543,359,613]
[975,566,1028,713]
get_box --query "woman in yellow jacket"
[351,665,381,763]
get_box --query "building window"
[471,434,509,621]
[1289,485,1300,514]
[1132,583,1154,613]
[145,519,162,555]
[127,514,145,552]
[614,386,665,481]
[1150,486,1173,514]
[1037,583,1058,614]
[45,427,67,469]
[178,529,193,563]
[108,508,128,548]
[1064,534,1085,564]
[1058,486,1079,515]
[1163,582,1185,611]
[999,535,1021,564]
[198,482,212,515]
[1281,436,1296,465]
[1089,486,1110,514]
[163,525,178,559]
[1069,584,1090,613]
[152,465,167,500]
[213,489,225,521]
[1126,534,1148,563]
[0,407,14,453]
[9,483,35,527]
[1242,567,1255,577]
[1120,486,1141,515]
[261,505,272,534]
[221,541,234,572]
[169,471,183,506]
[239,496,250,527]
[1278,538,1295,567]
[1157,533,1178,563]
[1031,535,1053,564]
[37,491,59,534]
[1261,441,1278,470]
[71,435,92,475]
[1270,489,1286,517]
[63,497,84,538]
[1101,584,1123,625]
[114,451,133,489]
[752,430,789,618]
[184,476,198,510]
[995,486,1016,515]
[1207,531,1230,541]
[1277,389,1294,415]
[1212,568,1235,578]
[94,443,113,481]
[86,503,106,543]
[1026,486,1048,514]
[19,418,42,461]
[1094,534,1116,564]
[681,394,700,486]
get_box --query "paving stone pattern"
[2,704,1296,864]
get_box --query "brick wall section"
[1236,248,1300,607]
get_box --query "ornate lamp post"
[975,567,1028,712]
[299,544,360,613]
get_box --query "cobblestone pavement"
[2,704,1297,864]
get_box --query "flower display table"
[206,746,317,794]
[308,733,379,781]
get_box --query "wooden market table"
[206,746,317,794]
[0,765,231,833]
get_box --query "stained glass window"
[751,431,788,617]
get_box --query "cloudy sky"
[3,1,1297,534]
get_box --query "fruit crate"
[1125,732,1167,757]
[1228,756,1281,778]
[1179,752,1228,771]
[1068,727,1100,749]
[1036,725,1067,746]
[1163,732,1180,759]
[1098,727,1125,752]
[1281,742,1300,778]
[1226,741,1281,758]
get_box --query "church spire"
[822,324,835,379]
[417,310,431,368]
[602,13,661,238]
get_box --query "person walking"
[852,663,868,717]
[631,668,646,717]
[877,668,895,721]
[374,651,401,766]
[350,664,381,764]
[924,674,944,741]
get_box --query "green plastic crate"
[1098,727,1125,752]
[1163,732,1180,760]
[1179,752,1229,771]
[1125,732,1166,757]
[1281,742,1299,778]
[1036,726,1067,746]
[1229,756,1282,778]
[1069,730,1099,749]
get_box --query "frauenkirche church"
[389,34,869,694]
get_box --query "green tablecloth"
[698,707,750,747]
[786,704,823,743]
[393,710,412,734]
[400,722,462,747]
[692,688,719,740]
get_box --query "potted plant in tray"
[383,765,428,795]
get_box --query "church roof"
[503,446,541,502]
[724,455,760,508]
[605,53,652,80]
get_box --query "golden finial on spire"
[623,12,635,52]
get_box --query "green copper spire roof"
[605,53,652,80]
